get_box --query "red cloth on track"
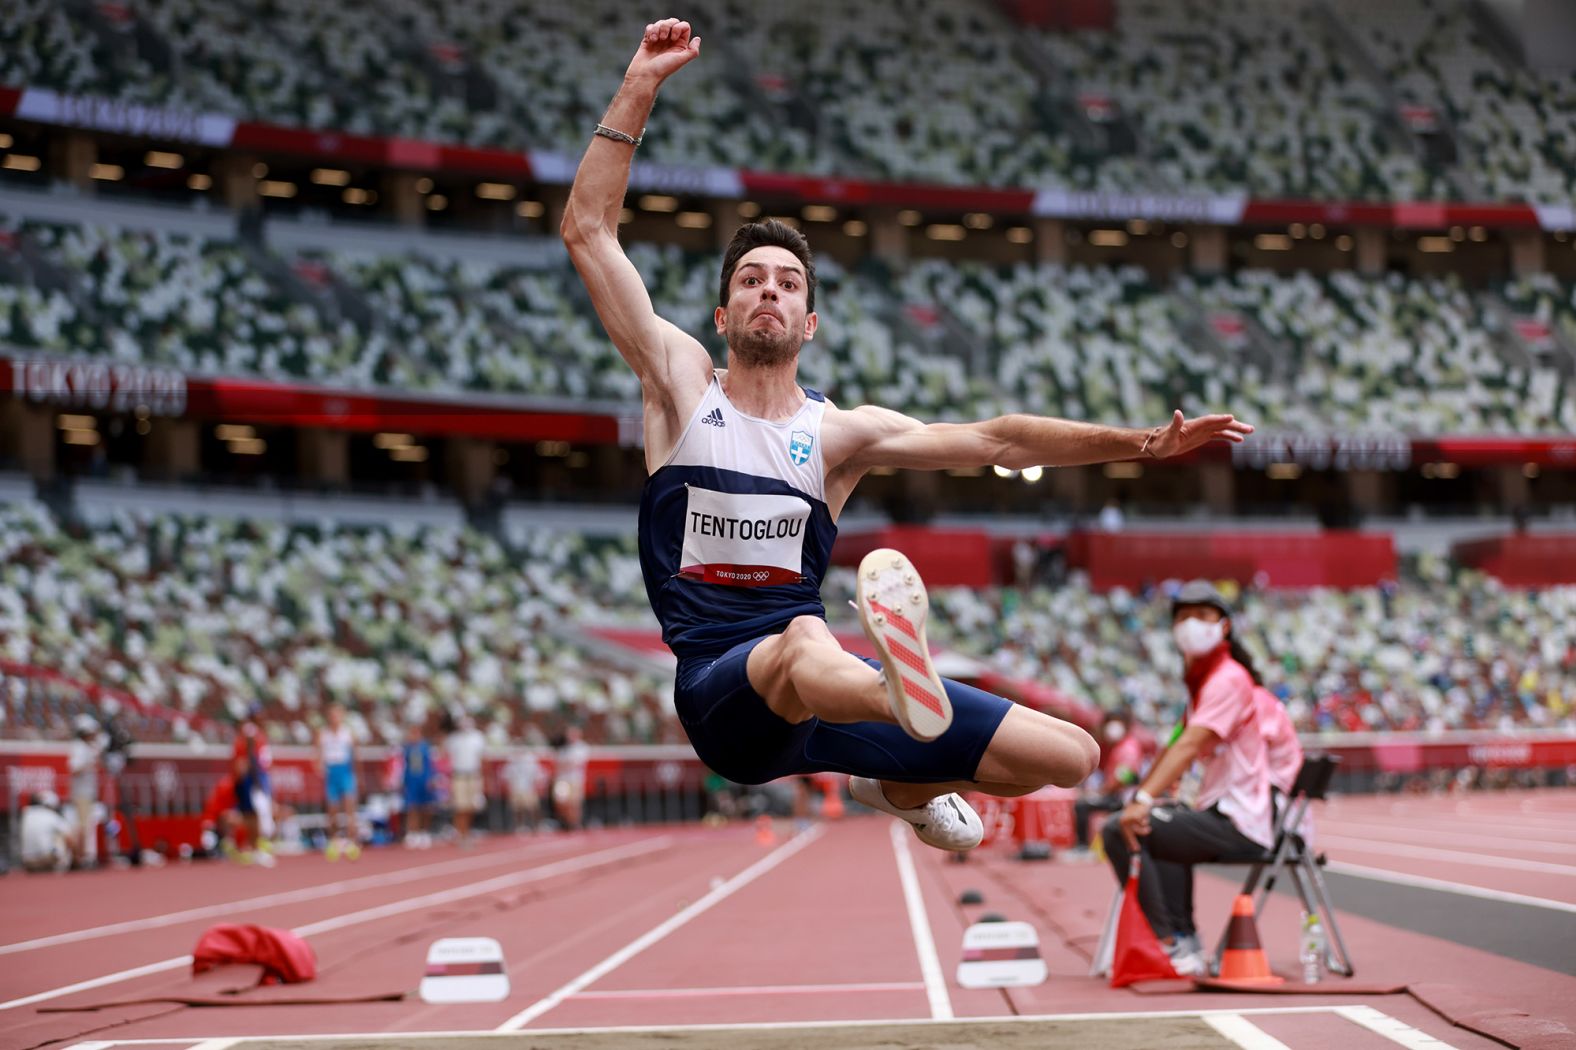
[192,924,316,984]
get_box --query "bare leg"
[748,618,1097,799]
[882,706,1098,809]
[881,780,1041,809]
[746,615,897,725]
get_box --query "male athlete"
[562,19,1254,852]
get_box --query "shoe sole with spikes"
[856,547,951,742]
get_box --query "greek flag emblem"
[788,429,813,466]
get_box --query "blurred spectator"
[231,706,276,867]
[317,701,360,861]
[402,721,435,848]
[445,713,487,844]
[503,747,544,833]
[67,715,102,867]
[20,790,72,873]
[1097,498,1127,533]
[199,774,242,859]
[1073,707,1144,851]
[553,726,590,831]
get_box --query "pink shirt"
[1255,687,1302,795]
[1187,656,1274,849]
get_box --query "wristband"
[1134,789,1155,807]
[594,123,644,148]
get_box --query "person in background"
[445,713,487,845]
[402,721,435,849]
[21,790,73,873]
[504,746,544,833]
[67,715,103,867]
[317,701,360,861]
[231,706,276,866]
[1073,707,1145,852]
[1102,580,1275,976]
[553,726,590,831]
[199,773,242,859]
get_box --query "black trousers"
[1101,804,1264,940]
[1073,793,1124,847]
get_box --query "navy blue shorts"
[674,635,1013,786]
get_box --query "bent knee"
[779,615,837,658]
[1043,723,1100,788]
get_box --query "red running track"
[2,792,1574,1050]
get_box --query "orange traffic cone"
[755,814,776,846]
[1217,893,1284,986]
[821,776,845,821]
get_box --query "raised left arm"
[838,405,1253,473]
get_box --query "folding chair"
[1207,754,1355,977]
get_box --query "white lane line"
[0,837,670,1013]
[572,981,924,1000]
[1324,860,1576,914]
[494,824,824,1031]
[1204,1014,1295,1049]
[1320,835,1576,877]
[889,818,953,1021]
[0,839,580,956]
[1321,819,1576,857]
[187,1041,240,1050]
[1346,807,1575,833]
[92,1005,1359,1045]
[1335,1005,1460,1048]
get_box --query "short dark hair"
[718,220,816,313]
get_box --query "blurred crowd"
[4,503,1576,753]
[4,208,1573,434]
[0,504,671,748]
[2,0,1570,199]
[868,555,1576,737]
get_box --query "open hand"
[626,18,701,85]
[1145,409,1253,459]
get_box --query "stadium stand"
[1334,0,1576,202]
[3,496,1573,747]
[0,0,1516,198]
[0,504,672,747]
[1028,0,1445,198]
[5,196,1574,433]
[824,560,1576,738]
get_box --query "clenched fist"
[626,18,701,85]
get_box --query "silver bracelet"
[594,123,644,148]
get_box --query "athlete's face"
[715,246,817,367]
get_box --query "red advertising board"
[1065,529,1398,590]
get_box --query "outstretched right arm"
[560,19,713,452]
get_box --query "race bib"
[679,485,810,586]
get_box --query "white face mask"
[1173,617,1226,658]
[1102,721,1126,743]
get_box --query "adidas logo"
[702,407,726,427]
